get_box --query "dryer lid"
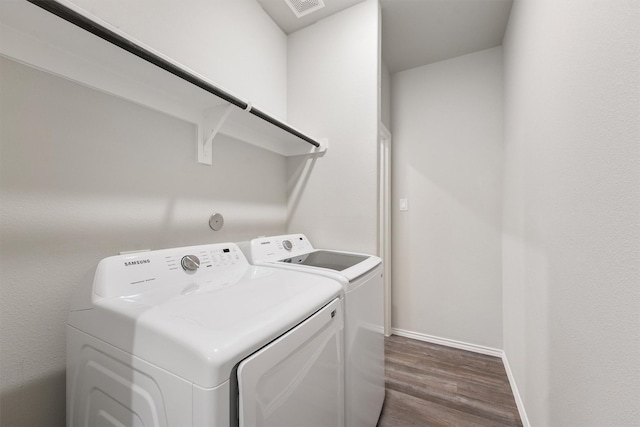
[68,243,343,389]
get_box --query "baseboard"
[501,352,531,427]
[390,327,530,426]
[390,328,503,358]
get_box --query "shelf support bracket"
[198,103,235,165]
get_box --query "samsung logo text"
[124,259,151,267]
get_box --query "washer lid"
[245,234,382,282]
[69,243,343,389]
[281,250,369,271]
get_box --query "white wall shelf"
[0,0,327,163]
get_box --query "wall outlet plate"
[209,212,224,231]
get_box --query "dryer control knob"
[282,240,293,251]
[181,255,200,272]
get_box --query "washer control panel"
[248,234,314,262]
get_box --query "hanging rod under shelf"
[26,0,321,150]
[249,107,319,147]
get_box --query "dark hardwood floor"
[377,335,523,427]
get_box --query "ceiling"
[255,0,366,34]
[256,0,513,74]
[381,0,513,73]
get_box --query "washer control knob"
[282,240,293,251]
[181,255,200,272]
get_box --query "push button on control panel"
[181,255,200,272]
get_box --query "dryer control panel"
[93,243,247,299]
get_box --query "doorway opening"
[378,123,392,336]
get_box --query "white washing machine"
[67,242,345,427]
[241,234,385,427]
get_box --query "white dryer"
[241,234,385,427]
[67,242,345,427]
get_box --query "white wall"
[66,0,288,120]
[391,47,503,350]
[0,57,287,425]
[286,0,380,254]
[502,0,640,425]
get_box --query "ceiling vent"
[284,0,326,18]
